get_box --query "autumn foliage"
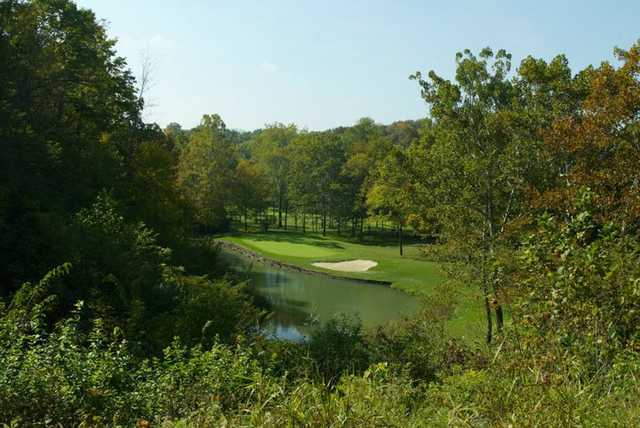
[543,44,640,230]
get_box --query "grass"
[220,229,485,339]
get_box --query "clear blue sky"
[76,0,639,131]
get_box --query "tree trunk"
[284,204,288,230]
[399,223,403,256]
[244,208,248,232]
[489,269,504,334]
[495,305,504,333]
[278,192,283,228]
[484,293,493,344]
[481,235,493,343]
[322,211,327,236]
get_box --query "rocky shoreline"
[217,240,392,286]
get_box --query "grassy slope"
[221,230,485,339]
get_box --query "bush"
[161,273,262,348]
[366,283,479,382]
[0,293,274,426]
[308,314,370,384]
[517,189,640,372]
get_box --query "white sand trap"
[312,259,378,272]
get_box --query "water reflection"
[224,251,419,340]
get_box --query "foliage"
[2,1,640,425]
[165,275,261,348]
[308,314,370,384]
[0,0,142,292]
[0,294,270,426]
[367,284,477,382]
[251,123,297,228]
[517,188,640,370]
[176,114,237,232]
[542,42,640,230]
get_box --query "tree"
[164,122,189,153]
[367,148,412,255]
[410,48,528,342]
[542,42,640,232]
[0,0,143,291]
[177,114,237,232]
[251,124,297,228]
[231,159,269,231]
[341,118,393,237]
[129,138,190,243]
[289,132,347,236]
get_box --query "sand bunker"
[311,259,378,272]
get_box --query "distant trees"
[288,132,349,236]
[367,147,412,255]
[177,114,237,232]
[252,124,297,228]
[168,115,420,237]
[232,159,268,231]
[343,118,394,236]
[169,116,416,237]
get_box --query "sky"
[75,0,640,131]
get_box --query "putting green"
[222,231,486,340]
[231,239,339,258]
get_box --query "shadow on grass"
[238,230,346,250]
[224,226,432,251]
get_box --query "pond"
[223,251,420,341]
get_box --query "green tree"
[289,132,347,236]
[176,114,237,232]
[367,147,412,255]
[0,0,143,291]
[251,124,297,228]
[410,48,525,342]
[231,159,269,231]
[341,118,393,237]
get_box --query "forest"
[1,0,640,426]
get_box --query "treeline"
[2,0,640,425]
[168,114,424,238]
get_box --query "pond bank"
[217,240,392,286]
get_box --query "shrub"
[307,314,370,385]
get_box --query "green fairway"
[221,230,485,339]
[237,239,340,259]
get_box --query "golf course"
[221,230,486,339]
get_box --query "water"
[224,251,420,341]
